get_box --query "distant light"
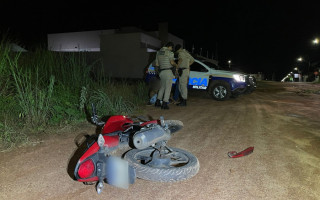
[297,57,303,62]
[294,67,298,70]
[312,38,319,45]
[228,60,231,64]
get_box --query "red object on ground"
[228,147,254,158]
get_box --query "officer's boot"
[177,99,187,106]
[154,99,161,107]
[161,101,169,109]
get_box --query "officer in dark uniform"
[154,42,178,109]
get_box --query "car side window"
[190,62,208,72]
[202,61,218,69]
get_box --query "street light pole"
[297,56,312,81]
[228,60,231,68]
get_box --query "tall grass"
[8,48,100,127]
[0,36,13,95]
[18,49,96,89]
[8,54,55,127]
[89,89,135,116]
[134,80,149,104]
[80,79,149,117]
[0,35,149,150]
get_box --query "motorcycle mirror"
[97,134,105,148]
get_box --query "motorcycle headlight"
[233,74,245,82]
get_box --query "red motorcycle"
[73,104,200,194]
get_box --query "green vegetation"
[0,36,149,150]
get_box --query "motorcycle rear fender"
[75,134,119,182]
[74,153,101,182]
[79,135,119,163]
[75,154,136,186]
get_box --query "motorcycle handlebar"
[91,103,97,116]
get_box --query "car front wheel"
[208,81,231,101]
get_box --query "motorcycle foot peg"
[96,181,104,194]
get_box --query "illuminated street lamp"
[312,38,319,45]
[228,60,231,68]
[297,57,303,62]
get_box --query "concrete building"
[47,23,183,79]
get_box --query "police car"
[145,58,256,101]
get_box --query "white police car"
[145,58,256,101]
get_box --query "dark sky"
[1,1,320,80]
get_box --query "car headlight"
[233,74,245,82]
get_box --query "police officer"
[154,42,177,109]
[175,44,194,106]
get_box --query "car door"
[189,60,210,89]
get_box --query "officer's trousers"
[179,69,190,100]
[157,70,174,102]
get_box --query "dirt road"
[1,81,320,200]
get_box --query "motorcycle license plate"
[106,156,130,189]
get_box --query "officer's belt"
[159,67,173,72]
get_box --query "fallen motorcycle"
[73,103,200,194]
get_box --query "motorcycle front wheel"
[124,147,199,182]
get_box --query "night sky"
[2,1,320,80]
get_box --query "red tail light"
[78,159,95,179]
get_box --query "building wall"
[100,33,155,79]
[47,23,183,79]
[140,33,161,50]
[48,30,115,52]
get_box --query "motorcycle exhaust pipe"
[133,125,171,149]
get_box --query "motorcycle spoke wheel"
[124,147,199,182]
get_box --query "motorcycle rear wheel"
[124,147,199,182]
